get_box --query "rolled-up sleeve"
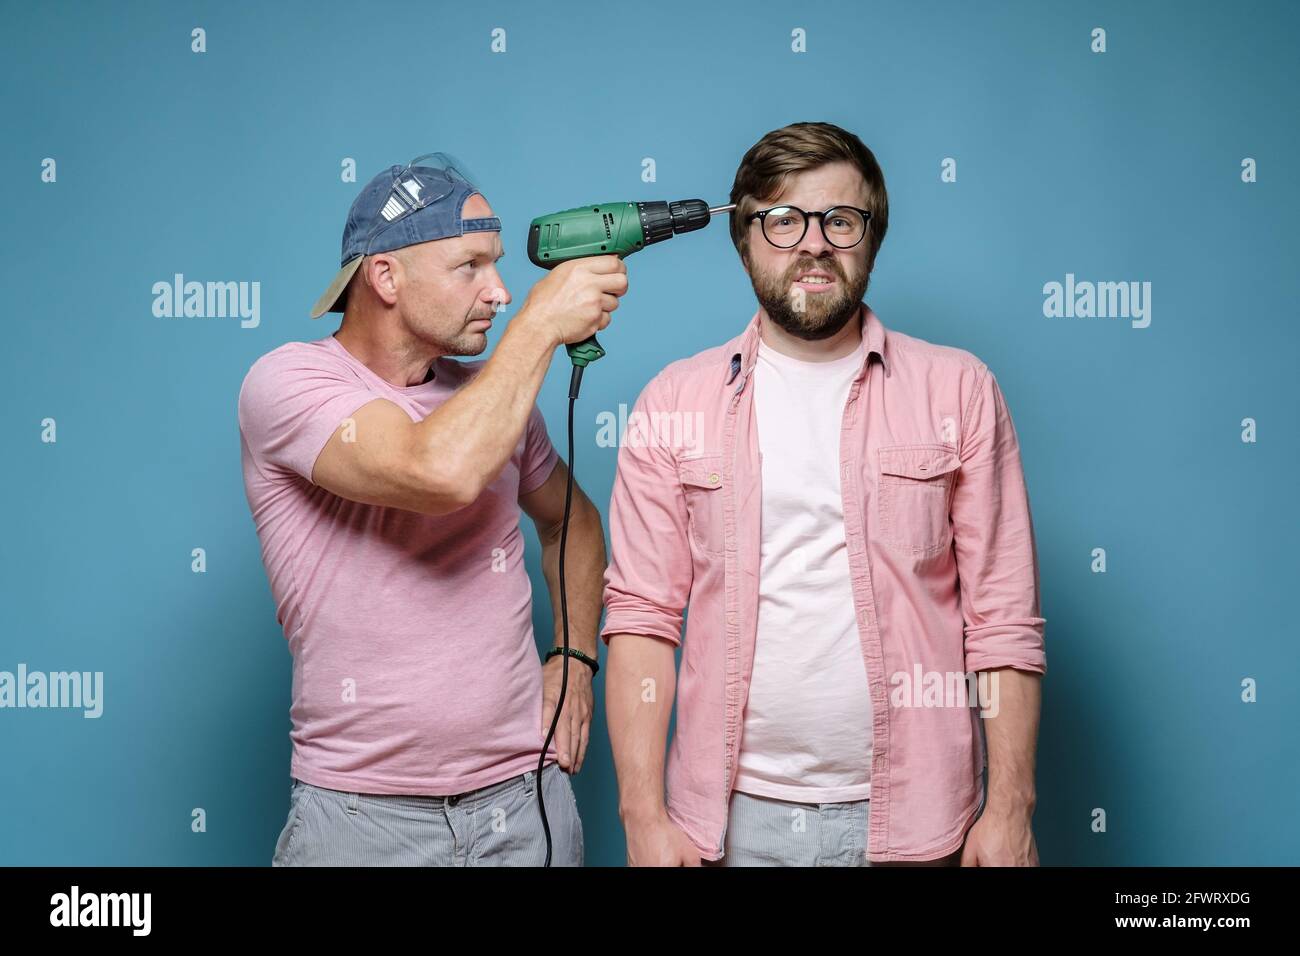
[600,374,693,647]
[952,364,1047,675]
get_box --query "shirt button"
[708,473,720,484]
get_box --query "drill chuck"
[637,199,713,245]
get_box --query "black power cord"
[536,364,584,867]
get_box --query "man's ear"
[364,252,402,307]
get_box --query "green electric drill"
[528,199,735,371]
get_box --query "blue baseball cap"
[310,152,502,318]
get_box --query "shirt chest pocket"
[677,454,725,558]
[876,444,962,557]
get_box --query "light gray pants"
[702,790,963,867]
[272,761,583,867]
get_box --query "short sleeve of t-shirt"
[238,344,379,482]
[519,402,560,495]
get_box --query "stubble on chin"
[441,330,489,357]
[419,311,493,358]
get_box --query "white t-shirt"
[733,334,875,803]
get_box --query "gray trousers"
[272,761,583,867]
[701,789,963,867]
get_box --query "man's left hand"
[540,655,593,773]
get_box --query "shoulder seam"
[959,362,991,457]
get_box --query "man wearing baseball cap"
[238,153,626,866]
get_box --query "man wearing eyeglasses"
[238,154,626,865]
[603,123,1046,866]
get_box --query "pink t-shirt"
[237,333,560,795]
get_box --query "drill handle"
[565,335,606,369]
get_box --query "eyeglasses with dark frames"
[747,204,872,249]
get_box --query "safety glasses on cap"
[361,151,490,254]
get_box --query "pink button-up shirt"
[600,304,1047,863]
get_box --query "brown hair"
[728,121,889,269]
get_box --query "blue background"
[1,0,1296,866]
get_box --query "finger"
[598,271,630,294]
[572,692,591,772]
[539,693,555,738]
[584,254,624,274]
[553,712,569,775]
[576,710,591,773]
[541,709,560,742]
[569,703,584,773]
[600,293,620,313]
[564,706,578,774]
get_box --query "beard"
[422,309,496,358]
[747,252,871,341]
[437,329,488,357]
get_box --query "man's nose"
[793,215,833,260]
[486,271,512,309]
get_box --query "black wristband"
[545,647,599,675]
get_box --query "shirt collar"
[726,303,888,386]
